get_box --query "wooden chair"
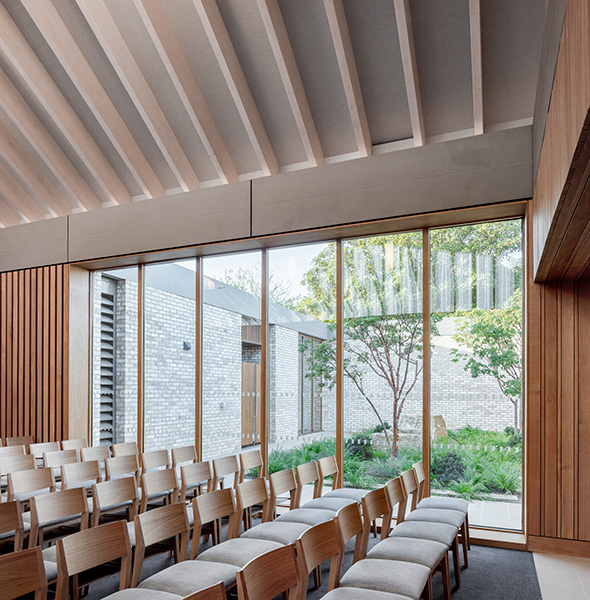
[0,445,26,458]
[359,487,391,558]
[55,520,132,600]
[141,449,171,474]
[30,442,60,466]
[61,460,102,492]
[212,454,239,489]
[180,461,212,502]
[91,476,138,528]
[295,462,356,513]
[131,501,190,586]
[29,487,89,548]
[184,582,228,600]
[43,449,79,479]
[81,445,111,463]
[6,436,34,450]
[140,468,178,513]
[317,456,368,503]
[172,445,197,468]
[0,453,36,483]
[295,519,343,600]
[112,441,138,457]
[238,449,264,483]
[7,467,56,503]
[105,454,140,484]
[0,547,47,600]
[235,477,269,536]
[61,439,88,451]
[236,543,300,600]
[334,501,364,564]
[0,500,25,552]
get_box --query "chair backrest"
[172,445,197,467]
[132,502,190,586]
[6,436,34,450]
[0,547,47,600]
[7,467,55,502]
[61,439,88,451]
[295,520,342,599]
[184,582,227,600]
[55,520,132,600]
[239,449,264,483]
[236,478,269,535]
[92,476,138,527]
[412,461,426,501]
[29,487,89,547]
[30,441,60,460]
[269,468,297,514]
[0,453,36,477]
[0,444,26,458]
[180,461,212,502]
[140,468,178,512]
[385,477,407,524]
[61,460,101,490]
[81,445,111,463]
[236,544,300,600]
[317,456,339,493]
[105,454,140,482]
[190,488,237,559]
[295,461,320,505]
[43,449,79,470]
[141,449,170,473]
[0,500,24,551]
[334,501,363,563]
[112,441,138,457]
[212,454,239,489]
[400,469,419,510]
[360,488,391,557]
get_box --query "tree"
[451,291,522,432]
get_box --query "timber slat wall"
[0,265,69,442]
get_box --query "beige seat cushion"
[405,508,464,528]
[367,536,447,568]
[101,589,182,600]
[275,507,334,526]
[389,521,457,547]
[418,497,469,514]
[139,560,238,596]
[240,521,309,545]
[197,538,282,568]
[301,497,355,511]
[322,589,413,600]
[340,558,430,600]
[323,488,369,502]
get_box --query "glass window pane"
[91,267,138,447]
[144,260,196,452]
[429,219,523,530]
[267,243,336,486]
[343,233,423,488]
[202,252,261,463]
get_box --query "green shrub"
[431,450,465,484]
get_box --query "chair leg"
[460,522,469,568]
[465,514,471,550]
[422,575,433,600]
[441,552,451,600]
[452,537,461,590]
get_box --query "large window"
[429,220,523,529]
[88,216,524,531]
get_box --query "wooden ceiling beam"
[256,0,324,167]
[193,0,279,176]
[393,0,425,147]
[0,117,71,217]
[0,2,130,205]
[76,0,200,192]
[0,158,48,223]
[135,0,238,185]
[21,0,165,200]
[324,0,372,157]
[0,197,21,228]
[0,67,101,212]
[469,0,484,135]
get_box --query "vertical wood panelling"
[0,265,69,442]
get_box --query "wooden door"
[241,363,261,446]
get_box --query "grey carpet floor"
[81,531,542,600]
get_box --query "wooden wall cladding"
[0,265,69,442]
[527,269,590,548]
[533,0,590,279]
